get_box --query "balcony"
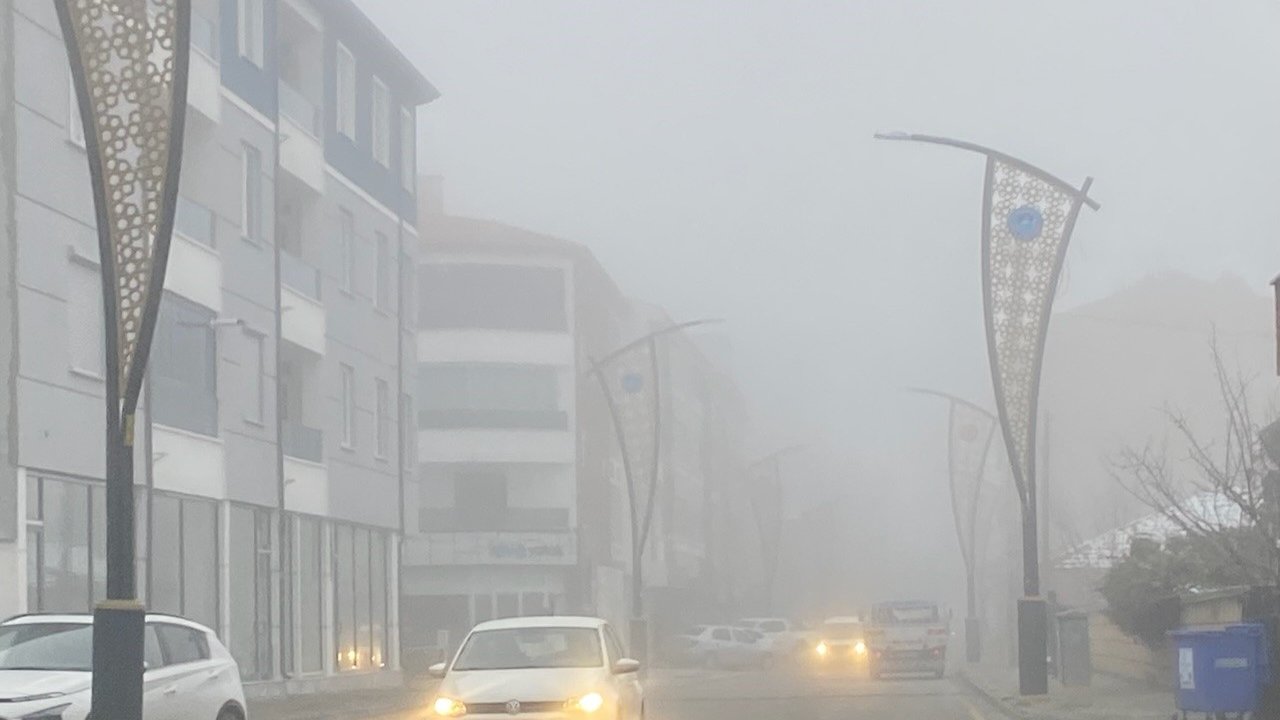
[175,196,215,248]
[282,420,323,462]
[418,507,571,533]
[186,11,220,122]
[418,408,569,431]
[278,81,324,192]
[404,531,577,567]
[281,250,321,299]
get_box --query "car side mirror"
[613,658,641,675]
[428,662,448,678]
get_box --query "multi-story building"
[403,213,633,660]
[0,0,435,697]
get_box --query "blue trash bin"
[1169,623,1272,714]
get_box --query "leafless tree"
[1112,339,1280,585]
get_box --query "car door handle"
[163,686,178,696]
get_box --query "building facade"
[0,0,435,697]
[402,214,634,661]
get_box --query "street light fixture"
[587,318,722,665]
[55,1,191,718]
[878,131,1098,695]
[907,388,996,663]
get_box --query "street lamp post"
[908,388,996,663]
[588,319,721,665]
[56,2,191,718]
[878,132,1098,695]
[746,444,802,613]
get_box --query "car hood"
[0,669,90,701]
[441,667,607,703]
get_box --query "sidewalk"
[961,663,1173,720]
[247,680,436,720]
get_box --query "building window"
[241,143,262,242]
[375,378,390,459]
[334,524,354,669]
[400,393,415,468]
[335,42,356,140]
[372,77,391,167]
[237,0,264,67]
[151,295,218,436]
[334,524,387,672]
[455,472,507,529]
[374,232,390,311]
[245,331,265,425]
[229,505,272,680]
[339,208,355,293]
[148,494,220,630]
[418,364,565,430]
[419,263,568,332]
[400,107,414,190]
[340,363,355,448]
[399,251,414,327]
[298,517,324,674]
[67,73,85,147]
[68,261,104,378]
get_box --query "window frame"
[372,77,391,167]
[236,0,264,68]
[340,363,356,449]
[243,329,266,425]
[335,42,357,140]
[67,258,105,379]
[400,107,415,190]
[374,232,391,311]
[241,142,262,242]
[338,208,355,294]
[375,377,390,460]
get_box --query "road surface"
[646,667,1001,720]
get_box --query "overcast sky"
[356,1,1280,577]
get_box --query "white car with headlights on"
[429,616,643,720]
[0,613,246,720]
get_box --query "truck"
[864,601,949,679]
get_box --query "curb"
[957,669,1035,720]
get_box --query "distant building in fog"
[0,0,435,698]
[405,212,762,656]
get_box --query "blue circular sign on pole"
[1007,205,1044,242]
[622,373,644,394]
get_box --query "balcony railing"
[282,421,323,463]
[417,508,571,533]
[279,80,319,137]
[280,251,321,300]
[190,11,218,60]
[174,196,215,248]
[417,408,569,431]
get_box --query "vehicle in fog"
[812,616,869,672]
[428,616,642,719]
[675,625,774,669]
[864,601,949,679]
[0,613,246,720]
[735,617,815,658]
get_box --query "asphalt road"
[647,668,1003,720]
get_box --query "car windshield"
[453,627,603,671]
[0,623,93,671]
[823,622,863,639]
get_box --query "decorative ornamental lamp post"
[908,388,997,663]
[588,318,720,665]
[878,132,1098,695]
[55,1,190,718]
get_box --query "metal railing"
[190,11,218,61]
[278,80,319,137]
[282,421,323,463]
[280,251,322,300]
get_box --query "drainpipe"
[273,93,290,682]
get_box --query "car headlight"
[565,691,605,713]
[854,640,868,656]
[815,641,829,656]
[432,696,467,717]
[21,703,72,720]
